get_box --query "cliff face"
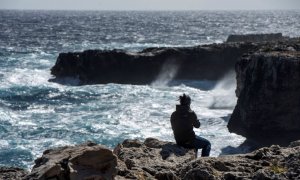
[228,48,300,145]
[50,43,256,85]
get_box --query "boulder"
[25,142,117,180]
[228,46,300,145]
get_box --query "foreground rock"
[50,43,257,85]
[6,138,300,179]
[113,138,196,179]
[180,140,300,180]
[0,167,28,180]
[228,42,300,146]
[25,142,117,180]
[114,138,300,179]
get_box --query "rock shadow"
[159,143,192,160]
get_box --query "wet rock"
[25,142,117,180]
[0,167,28,180]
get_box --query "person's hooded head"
[179,93,191,107]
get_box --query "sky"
[0,0,300,10]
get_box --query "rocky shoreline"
[2,138,300,179]
[49,33,298,86]
[50,43,256,85]
[2,34,300,179]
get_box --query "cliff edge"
[228,42,300,145]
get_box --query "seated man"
[170,93,211,157]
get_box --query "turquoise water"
[0,10,300,169]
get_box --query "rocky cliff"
[6,138,300,180]
[50,43,256,85]
[228,41,300,146]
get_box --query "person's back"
[170,94,211,157]
[171,104,199,146]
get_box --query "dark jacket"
[170,105,200,146]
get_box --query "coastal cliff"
[3,35,294,179]
[5,138,299,179]
[228,43,300,145]
[50,43,256,85]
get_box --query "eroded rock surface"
[0,167,28,180]
[114,138,300,179]
[25,142,117,180]
[113,138,196,179]
[15,138,300,180]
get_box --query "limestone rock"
[50,43,256,85]
[25,142,117,180]
[114,138,300,179]
[179,140,300,179]
[0,167,28,180]
[228,45,300,145]
[113,138,196,179]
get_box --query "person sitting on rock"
[170,93,211,157]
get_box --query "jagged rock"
[228,47,300,145]
[25,142,117,180]
[0,167,28,180]
[227,33,284,43]
[114,138,300,179]
[113,138,196,179]
[179,140,300,179]
[19,138,300,179]
[50,43,256,85]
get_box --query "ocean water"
[0,10,300,169]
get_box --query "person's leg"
[193,136,211,157]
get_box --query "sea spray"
[151,58,180,87]
[209,71,237,109]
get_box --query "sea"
[0,10,300,169]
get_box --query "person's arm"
[192,112,200,128]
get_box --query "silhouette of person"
[170,93,211,157]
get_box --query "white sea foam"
[209,71,237,109]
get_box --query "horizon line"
[1,8,300,11]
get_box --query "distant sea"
[0,10,300,169]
